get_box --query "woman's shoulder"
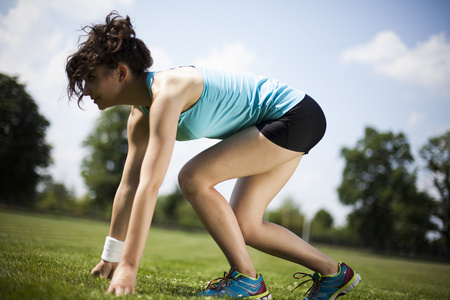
[155,67,202,84]
[151,67,204,110]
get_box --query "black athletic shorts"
[256,95,326,154]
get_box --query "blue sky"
[1,0,449,225]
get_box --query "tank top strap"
[140,71,156,116]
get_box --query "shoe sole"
[246,292,272,300]
[331,272,361,300]
[261,293,272,300]
[255,293,272,300]
[201,290,272,299]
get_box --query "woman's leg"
[178,126,336,276]
[230,160,337,275]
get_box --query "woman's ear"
[117,65,128,82]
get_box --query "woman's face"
[82,65,121,110]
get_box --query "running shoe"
[291,262,361,300]
[199,268,272,299]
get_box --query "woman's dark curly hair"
[66,11,153,106]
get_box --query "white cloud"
[341,30,450,97]
[149,47,174,71]
[0,1,43,74]
[193,42,257,72]
[408,111,427,127]
[0,0,135,77]
[341,30,408,64]
[0,0,134,195]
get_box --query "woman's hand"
[106,265,137,296]
[91,260,117,279]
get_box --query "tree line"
[1,73,449,259]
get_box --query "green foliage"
[0,73,52,207]
[420,130,450,257]
[267,197,304,236]
[154,187,203,230]
[37,179,77,213]
[2,209,450,300]
[338,127,436,253]
[310,209,336,243]
[312,209,334,229]
[81,106,130,215]
[156,187,186,223]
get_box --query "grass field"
[1,208,449,300]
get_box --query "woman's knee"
[178,164,209,200]
[178,165,194,196]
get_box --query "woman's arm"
[106,67,204,296]
[106,95,185,296]
[108,106,149,240]
[91,106,149,278]
[119,100,180,269]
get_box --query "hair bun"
[105,11,135,39]
[89,11,135,52]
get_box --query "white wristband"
[101,236,125,263]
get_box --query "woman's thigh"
[229,154,302,223]
[179,126,304,188]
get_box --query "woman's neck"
[120,72,152,107]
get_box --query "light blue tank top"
[141,66,305,141]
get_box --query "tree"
[338,127,435,253]
[268,197,304,236]
[310,209,335,244]
[81,106,129,214]
[312,209,334,229]
[154,186,203,229]
[390,168,436,254]
[37,179,77,213]
[0,73,52,207]
[155,186,186,224]
[420,130,450,258]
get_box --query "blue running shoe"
[199,268,272,299]
[292,262,361,300]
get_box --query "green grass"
[1,208,449,300]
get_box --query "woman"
[66,12,360,300]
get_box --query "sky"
[0,0,449,226]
